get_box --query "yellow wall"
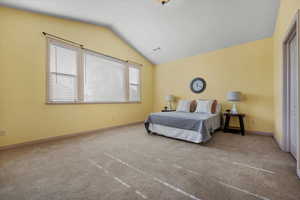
[1,3,292,147]
[273,0,300,144]
[0,7,154,147]
[154,38,274,133]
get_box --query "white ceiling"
[0,0,280,64]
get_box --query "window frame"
[46,38,142,104]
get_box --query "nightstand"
[161,109,176,112]
[223,113,245,136]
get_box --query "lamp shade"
[165,95,175,102]
[227,91,241,101]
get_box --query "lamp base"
[168,101,172,110]
[231,103,238,114]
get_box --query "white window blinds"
[48,40,80,102]
[84,52,127,102]
[129,67,140,102]
[47,38,141,103]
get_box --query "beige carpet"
[0,124,299,200]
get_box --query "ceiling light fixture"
[158,0,170,5]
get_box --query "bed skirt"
[146,123,221,143]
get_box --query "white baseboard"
[0,121,144,151]
[273,135,300,179]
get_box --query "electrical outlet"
[0,130,6,136]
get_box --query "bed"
[144,104,222,143]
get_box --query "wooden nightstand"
[161,109,176,112]
[223,113,245,136]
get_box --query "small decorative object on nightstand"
[223,112,245,136]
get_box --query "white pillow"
[216,104,221,114]
[176,100,191,112]
[195,100,213,113]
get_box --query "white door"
[289,34,298,159]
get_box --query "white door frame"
[282,10,300,178]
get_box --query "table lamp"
[227,91,241,114]
[165,95,175,110]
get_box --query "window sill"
[46,101,141,105]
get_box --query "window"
[84,51,127,102]
[47,38,141,103]
[129,67,140,102]
[48,40,79,102]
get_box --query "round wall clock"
[190,77,206,93]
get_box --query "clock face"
[190,78,206,93]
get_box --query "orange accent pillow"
[211,100,218,114]
[190,100,197,112]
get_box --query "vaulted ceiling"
[0,0,280,64]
